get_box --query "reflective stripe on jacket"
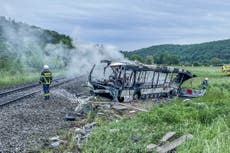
[40,70,52,85]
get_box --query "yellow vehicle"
[222,65,230,75]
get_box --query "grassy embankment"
[0,70,66,87]
[81,66,230,153]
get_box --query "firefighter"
[202,78,208,89]
[39,65,52,100]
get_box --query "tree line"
[127,53,179,65]
[122,39,230,66]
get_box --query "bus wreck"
[88,60,196,102]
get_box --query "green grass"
[81,66,230,153]
[30,129,77,153]
[0,69,66,87]
[82,100,230,153]
[33,66,230,152]
[181,66,227,88]
[0,71,39,87]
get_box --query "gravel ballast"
[0,78,87,152]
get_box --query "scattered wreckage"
[88,60,201,102]
[180,88,206,98]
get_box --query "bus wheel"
[170,89,179,97]
[133,92,140,100]
[118,97,124,102]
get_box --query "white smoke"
[0,17,68,71]
[0,17,128,78]
[66,38,127,77]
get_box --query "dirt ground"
[0,78,87,153]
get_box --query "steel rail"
[0,77,77,106]
[0,77,66,98]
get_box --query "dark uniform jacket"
[40,70,52,85]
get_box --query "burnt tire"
[89,90,95,95]
[133,92,141,100]
[170,89,179,97]
[118,97,124,102]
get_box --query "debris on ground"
[157,134,193,153]
[84,122,97,129]
[49,136,67,148]
[111,105,128,111]
[147,132,193,153]
[49,85,175,152]
[51,141,61,148]
[147,144,158,151]
[183,98,191,102]
[119,103,148,112]
[132,135,140,142]
[49,136,60,141]
[54,94,158,150]
[74,96,93,114]
[53,89,79,103]
[159,131,176,144]
[75,122,97,146]
[65,113,76,121]
[180,88,206,98]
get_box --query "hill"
[123,39,230,65]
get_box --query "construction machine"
[222,65,230,75]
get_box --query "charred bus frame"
[88,60,195,102]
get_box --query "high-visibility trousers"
[43,84,50,99]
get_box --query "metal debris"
[147,144,158,151]
[85,122,97,129]
[147,132,193,153]
[74,122,97,146]
[50,140,67,148]
[49,136,60,141]
[119,103,148,112]
[132,135,140,142]
[73,95,94,115]
[183,98,191,102]
[180,89,206,98]
[75,128,86,135]
[65,113,76,121]
[159,131,176,143]
[112,105,128,111]
[156,134,193,153]
[51,141,60,148]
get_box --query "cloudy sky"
[1,0,230,50]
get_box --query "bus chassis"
[88,60,196,102]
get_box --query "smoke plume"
[0,16,127,78]
[67,39,126,77]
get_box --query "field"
[0,70,66,87]
[81,66,230,153]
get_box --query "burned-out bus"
[88,60,196,102]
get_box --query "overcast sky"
[1,0,230,50]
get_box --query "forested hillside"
[123,40,230,65]
[0,16,74,73]
[0,17,125,86]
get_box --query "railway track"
[0,77,77,106]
